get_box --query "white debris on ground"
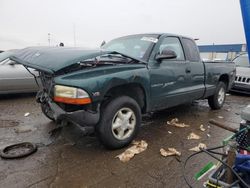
[167,118,190,128]
[189,143,207,152]
[168,131,172,134]
[207,134,211,138]
[199,124,206,132]
[217,116,224,119]
[24,112,30,117]
[160,148,181,157]
[116,140,148,162]
[187,132,201,140]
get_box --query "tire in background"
[208,81,226,110]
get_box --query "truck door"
[149,36,190,110]
[181,38,205,100]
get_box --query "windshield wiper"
[79,60,118,67]
[100,53,133,63]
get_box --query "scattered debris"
[116,140,148,162]
[199,124,206,132]
[226,108,231,112]
[14,125,34,133]
[160,148,181,157]
[187,132,201,140]
[0,142,37,159]
[189,143,207,152]
[168,131,172,134]
[24,112,30,117]
[207,125,211,129]
[167,118,190,128]
[226,93,230,96]
[207,134,211,138]
[217,116,224,119]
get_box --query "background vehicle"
[231,53,250,94]
[12,33,236,149]
[0,50,38,94]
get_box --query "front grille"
[40,72,54,95]
[235,76,250,85]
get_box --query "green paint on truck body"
[12,33,236,113]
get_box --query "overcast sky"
[0,0,246,50]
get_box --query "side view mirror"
[155,49,177,61]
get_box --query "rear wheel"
[41,102,55,121]
[96,96,141,149]
[208,81,226,110]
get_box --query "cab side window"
[182,38,201,62]
[159,37,185,61]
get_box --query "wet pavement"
[0,93,249,188]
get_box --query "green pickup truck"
[12,33,236,149]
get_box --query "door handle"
[185,68,191,73]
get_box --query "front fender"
[54,65,151,108]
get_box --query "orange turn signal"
[54,96,91,105]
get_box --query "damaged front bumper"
[36,91,100,134]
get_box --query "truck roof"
[111,33,194,40]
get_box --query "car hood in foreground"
[10,47,144,74]
[236,66,250,77]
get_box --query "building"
[198,44,247,61]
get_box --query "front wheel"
[208,81,226,110]
[96,96,141,149]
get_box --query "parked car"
[0,50,38,94]
[230,53,250,94]
[11,33,236,149]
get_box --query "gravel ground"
[0,92,249,188]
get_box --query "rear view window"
[182,38,200,62]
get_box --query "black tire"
[96,96,141,149]
[41,102,55,121]
[208,81,226,110]
[0,142,37,159]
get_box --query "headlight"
[54,85,91,105]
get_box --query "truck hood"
[0,49,18,62]
[10,47,144,74]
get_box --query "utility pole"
[48,33,51,46]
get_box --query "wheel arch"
[102,83,147,113]
[219,74,229,90]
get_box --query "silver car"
[231,53,250,94]
[0,50,38,94]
